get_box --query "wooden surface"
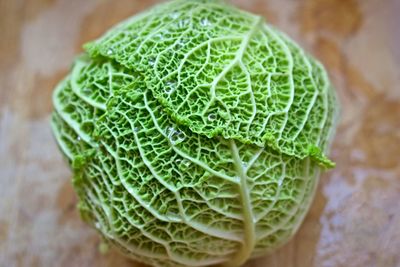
[1,0,400,266]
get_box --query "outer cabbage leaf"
[51,55,322,266]
[85,0,337,167]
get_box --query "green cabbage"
[51,0,338,266]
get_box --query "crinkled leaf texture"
[51,0,338,266]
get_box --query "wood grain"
[1,0,399,266]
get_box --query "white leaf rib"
[84,185,169,261]
[254,159,287,222]
[70,59,107,110]
[113,197,231,267]
[256,158,317,241]
[315,61,331,147]
[50,115,74,160]
[142,92,239,184]
[52,79,96,146]
[191,187,243,220]
[173,36,244,110]
[99,132,182,223]
[116,109,246,240]
[124,1,196,58]
[245,147,264,173]
[283,35,321,141]
[85,179,167,259]
[255,25,294,137]
[265,28,295,143]
[103,104,243,242]
[222,140,255,267]
[116,110,178,193]
[239,61,257,133]
[202,15,263,116]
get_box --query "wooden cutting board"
[1,0,399,266]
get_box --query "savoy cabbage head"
[51,0,338,266]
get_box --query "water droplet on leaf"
[170,11,180,19]
[167,127,186,145]
[165,80,177,95]
[200,18,211,27]
[207,113,216,121]
[107,48,114,55]
[177,19,189,29]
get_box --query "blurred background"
[0,0,399,266]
